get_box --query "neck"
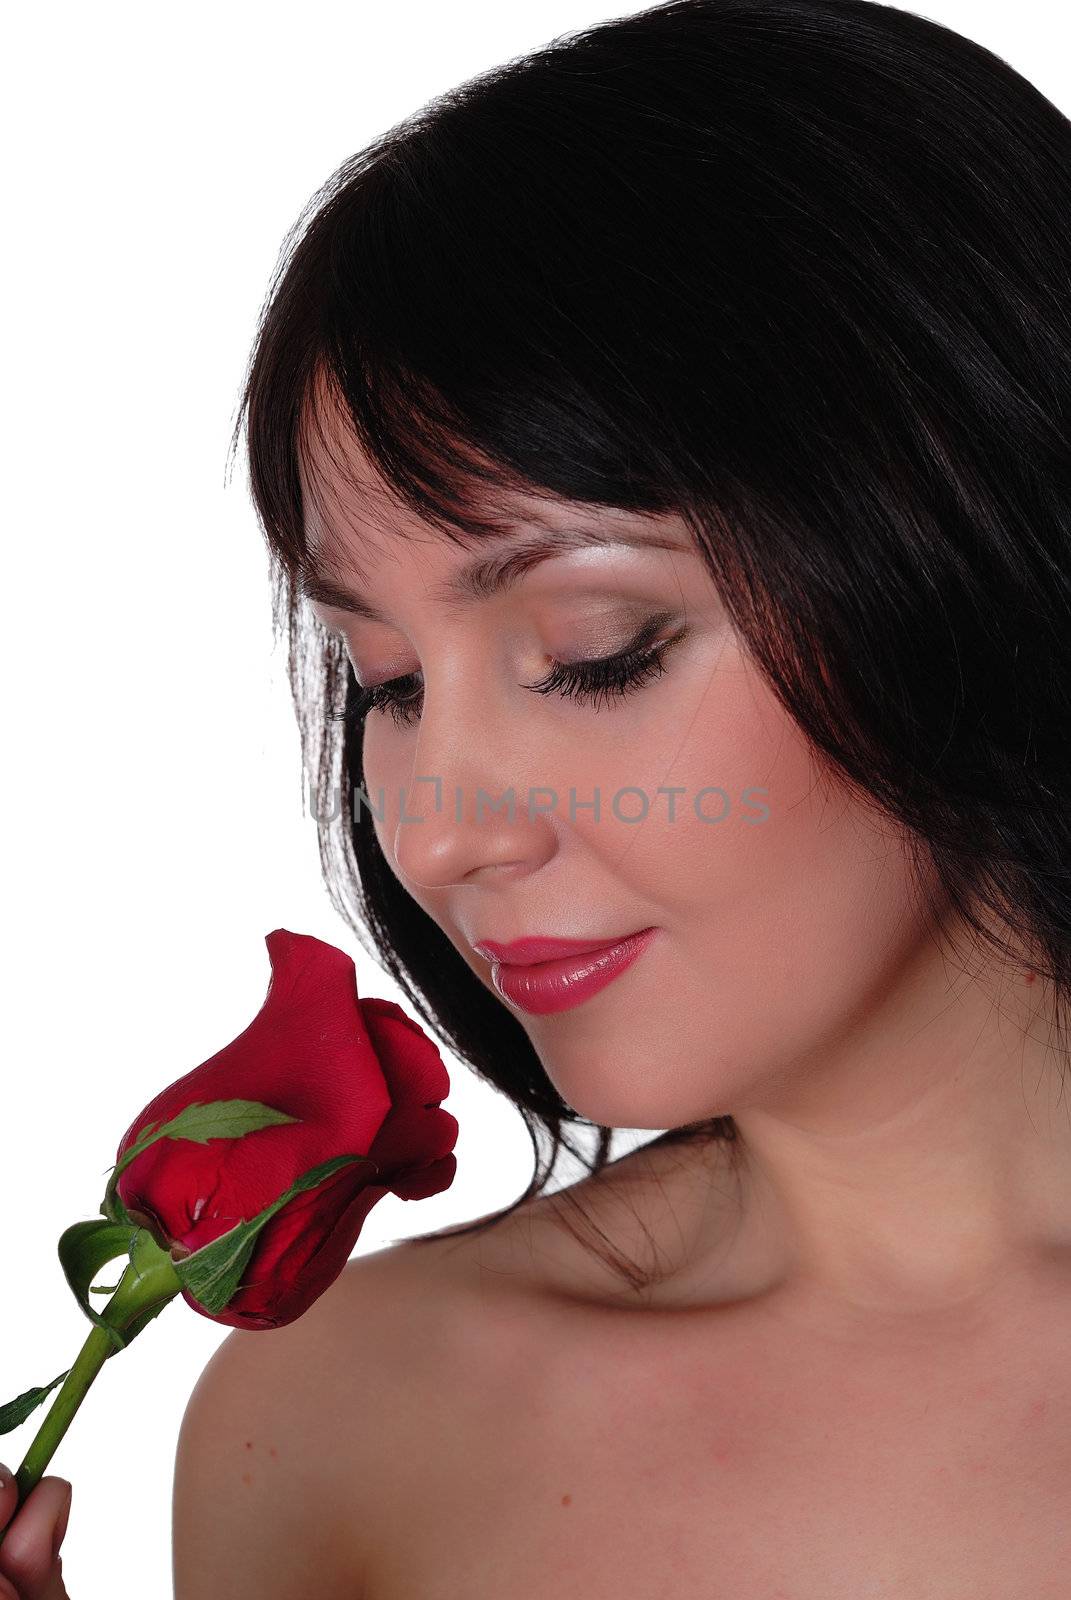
[629,930,1071,1329]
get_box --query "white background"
[1,2,1067,1594]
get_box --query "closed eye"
[332,613,687,731]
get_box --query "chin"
[546,1071,731,1135]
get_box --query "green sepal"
[0,1370,72,1436]
[118,1292,172,1345]
[99,1098,303,1225]
[58,1220,183,1357]
[100,1185,134,1228]
[58,1218,143,1354]
[106,1227,183,1349]
[174,1151,379,1315]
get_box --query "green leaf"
[99,1098,303,1225]
[175,1152,379,1316]
[89,1279,121,1295]
[0,1371,72,1435]
[58,1218,143,1354]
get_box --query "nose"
[389,742,558,890]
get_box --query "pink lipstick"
[473,928,657,1016]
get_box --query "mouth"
[477,928,658,1016]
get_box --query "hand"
[0,1465,71,1599]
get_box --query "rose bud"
[107,928,458,1330]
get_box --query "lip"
[477,928,658,1016]
[473,933,643,964]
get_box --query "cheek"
[363,718,434,869]
[537,646,937,1129]
[617,639,926,951]
[361,719,397,858]
[660,648,930,1008]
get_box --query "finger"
[0,1469,72,1597]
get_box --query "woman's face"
[299,412,936,1134]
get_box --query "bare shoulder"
[172,1242,456,1600]
[170,1146,705,1598]
[320,1134,734,1411]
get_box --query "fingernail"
[0,1464,9,1490]
[52,1486,72,1557]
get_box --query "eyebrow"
[296,525,690,623]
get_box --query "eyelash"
[333,615,686,732]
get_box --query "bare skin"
[0,1467,71,1600]
[330,1135,1071,1599]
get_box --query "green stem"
[0,1249,183,1543]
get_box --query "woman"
[6,0,1069,1593]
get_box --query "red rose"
[112,929,458,1330]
